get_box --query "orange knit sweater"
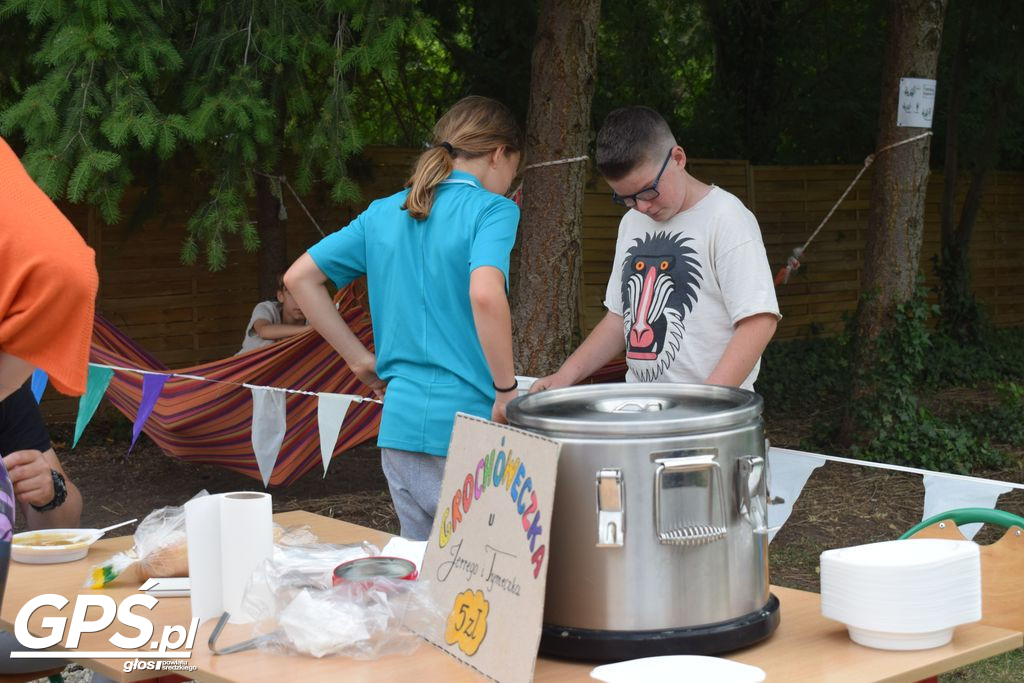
[0,137,99,396]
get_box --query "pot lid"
[506,383,762,437]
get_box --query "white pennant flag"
[317,393,356,476]
[251,388,287,487]
[921,474,1013,540]
[766,448,827,543]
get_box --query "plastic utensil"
[68,518,138,543]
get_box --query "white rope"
[253,170,327,237]
[777,131,933,284]
[87,361,384,405]
[771,447,1024,491]
[524,155,589,170]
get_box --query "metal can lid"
[506,382,762,438]
[333,556,418,582]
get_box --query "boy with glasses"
[533,106,779,391]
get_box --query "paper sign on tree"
[410,413,560,683]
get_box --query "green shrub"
[762,289,1017,474]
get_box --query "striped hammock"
[90,285,382,486]
[90,282,628,487]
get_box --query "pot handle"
[737,455,769,534]
[596,468,625,548]
[654,455,728,546]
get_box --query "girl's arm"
[469,266,516,423]
[284,254,385,398]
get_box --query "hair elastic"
[492,378,518,393]
[439,141,454,156]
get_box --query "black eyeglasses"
[611,149,674,207]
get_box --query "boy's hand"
[529,372,573,393]
[3,449,55,507]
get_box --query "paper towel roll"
[220,492,273,621]
[185,492,273,624]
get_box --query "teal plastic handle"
[900,507,1024,540]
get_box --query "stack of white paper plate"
[820,538,981,650]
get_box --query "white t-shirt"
[238,300,282,354]
[603,186,780,390]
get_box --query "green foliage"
[923,325,1024,387]
[760,291,1019,474]
[1,0,436,270]
[0,0,184,224]
[758,336,848,413]
[952,382,1024,447]
[844,287,1005,473]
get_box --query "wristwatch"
[30,469,68,512]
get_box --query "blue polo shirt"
[308,170,520,455]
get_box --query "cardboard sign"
[411,413,560,683]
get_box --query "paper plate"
[591,655,766,683]
[11,528,100,564]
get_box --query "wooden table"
[2,510,1020,682]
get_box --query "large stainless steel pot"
[506,383,779,660]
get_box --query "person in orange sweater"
[0,137,99,402]
[0,137,98,676]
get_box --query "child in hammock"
[286,96,522,540]
[237,273,308,354]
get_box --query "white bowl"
[11,528,101,564]
[591,655,766,683]
[847,625,954,651]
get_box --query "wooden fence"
[43,147,1022,417]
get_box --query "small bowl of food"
[11,528,101,564]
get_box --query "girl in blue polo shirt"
[285,96,522,540]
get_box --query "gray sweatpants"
[381,448,447,541]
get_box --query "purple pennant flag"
[129,374,168,454]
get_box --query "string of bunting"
[767,446,1023,544]
[36,363,1023,532]
[32,362,382,487]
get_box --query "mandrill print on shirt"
[620,231,702,381]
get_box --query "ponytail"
[403,146,454,220]
[402,96,522,221]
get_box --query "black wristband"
[492,379,518,393]
[31,469,68,512]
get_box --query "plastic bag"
[231,542,442,659]
[86,490,209,588]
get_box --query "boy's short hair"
[596,106,677,181]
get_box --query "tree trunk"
[840,0,946,444]
[855,0,946,341]
[255,172,287,300]
[936,0,1017,341]
[511,0,600,376]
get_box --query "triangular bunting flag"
[766,448,827,543]
[30,369,48,403]
[129,374,168,454]
[317,393,356,476]
[251,387,286,487]
[921,474,1013,540]
[73,365,114,448]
